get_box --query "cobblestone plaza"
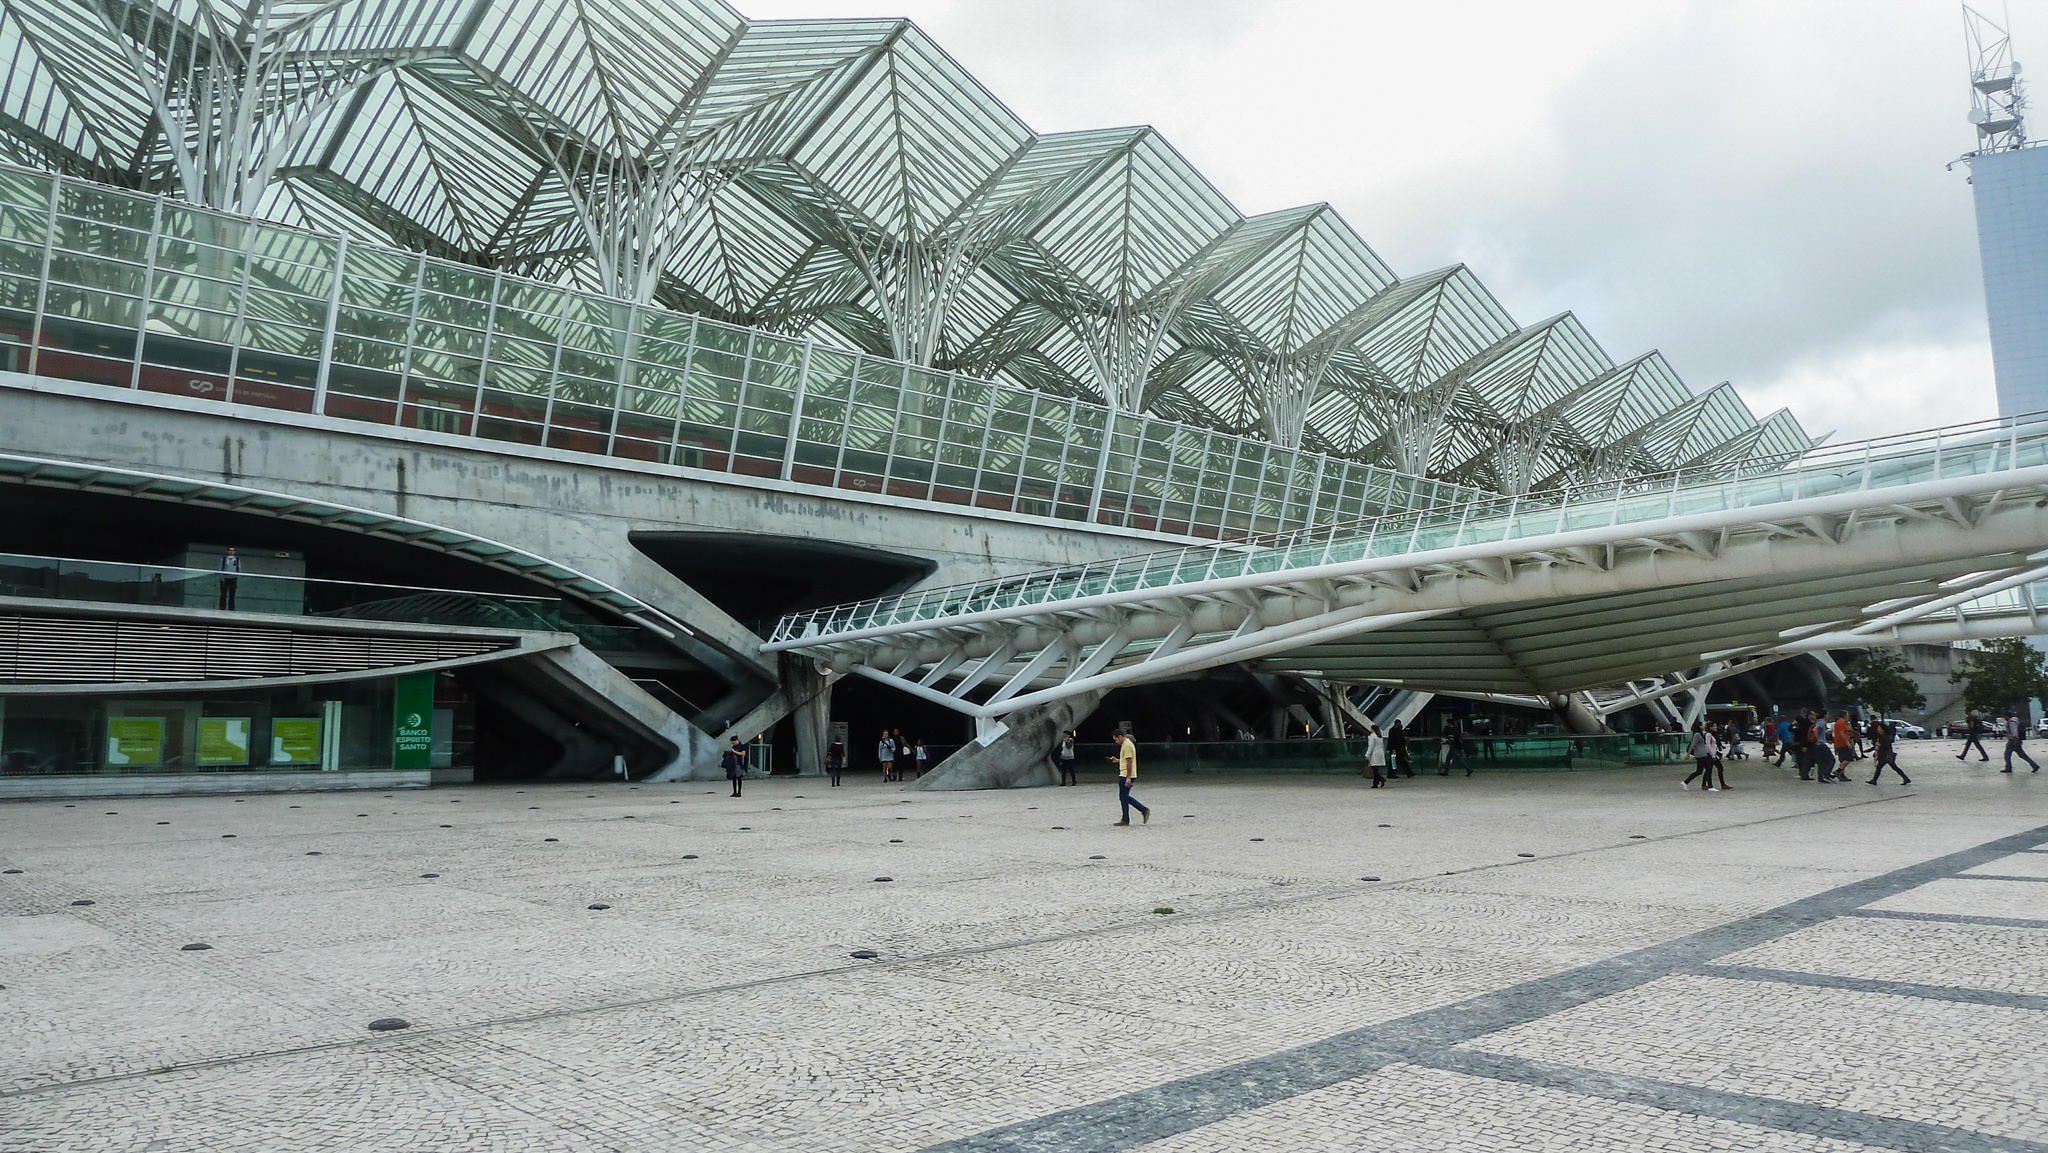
[3,745,2045,1152]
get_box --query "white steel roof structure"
[766,414,2048,722]
[0,0,1811,493]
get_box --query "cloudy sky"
[740,0,2037,444]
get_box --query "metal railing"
[771,410,2048,643]
[0,162,1494,542]
[0,550,565,632]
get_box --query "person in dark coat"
[825,737,845,787]
[1387,720,1414,778]
[722,737,747,797]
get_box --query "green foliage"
[1948,638,2047,715]
[1841,648,1925,718]
[1151,906,1176,915]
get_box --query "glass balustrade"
[0,551,567,633]
[0,162,1494,545]
[772,411,2048,642]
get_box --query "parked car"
[1887,720,1928,740]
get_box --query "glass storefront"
[0,674,472,778]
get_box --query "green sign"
[196,717,251,766]
[270,718,322,766]
[392,673,434,771]
[105,716,164,767]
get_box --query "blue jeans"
[1118,778,1148,820]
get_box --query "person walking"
[1831,711,1856,770]
[2002,712,2039,774]
[1812,726,1840,783]
[1681,722,1720,792]
[1439,723,1472,777]
[1365,724,1387,788]
[1056,731,1078,786]
[216,546,240,610]
[1772,717,1794,767]
[1110,731,1149,826]
[913,739,930,778]
[1791,711,1819,780]
[1387,720,1414,778]
[877,730,896,782]
[1956,710,1990,762]
[825,735,845,787]
[1866,718,1910,785]
[1707,722,1732,789]
[722,736,747,798]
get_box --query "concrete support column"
[1545,692,1608,736]
[787,655,833,778]
[911,690,1105,791]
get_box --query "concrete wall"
[0,376,1180,589]
[0,769,430,800]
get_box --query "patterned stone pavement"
[1,742,2044,1151]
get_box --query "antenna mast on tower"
[1965,4,2027,154]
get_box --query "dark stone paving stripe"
[1956,873,2048,883]
[1705,962,2048,1012]
[917,823,2048,1153]
[1423,1049,2048,1153]
[1847,908,2048,931]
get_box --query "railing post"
[929,369,957,502]
[1215,436,1246,535]
[729,327,757,467]
[668,314,700,467]
[395,256,431,428]
[603,304,638,458]
[881,361,913,494]
[779,337,814,482]
[1301,453,1328,531]
[978,382,1003,509]
[1011,392,1039,511]
[831,348,860,486]
[27,176,60,377]
[221,212,259,405]
[312,233,348,417]
[1186,430,1216,534]
[128,195,165,392]
[1085,405,1115,524]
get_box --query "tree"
[1948,638,2047,716]
[1841,648,1925,719]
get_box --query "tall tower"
[1963,5,2048,416]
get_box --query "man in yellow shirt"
[1111,731,1149,826]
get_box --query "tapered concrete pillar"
[788,655,833,777]
[910,691,1105,791]
[1546,692,1609,736]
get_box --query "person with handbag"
[1365,725,1388,788]
[721,737,747,798]
[1110,732,1149,826]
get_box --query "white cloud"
[1746,335,1995,442]
[735,0,2031,442]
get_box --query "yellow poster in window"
[270,718,322,767]
[196,717,251,766]
[105,717,164,767]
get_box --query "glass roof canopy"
[0,0,1813,493]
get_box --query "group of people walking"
[874,730,928,782]
[1360,719,1470,785]
[1749,709,1911,785]
[1952,709,2040,773]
